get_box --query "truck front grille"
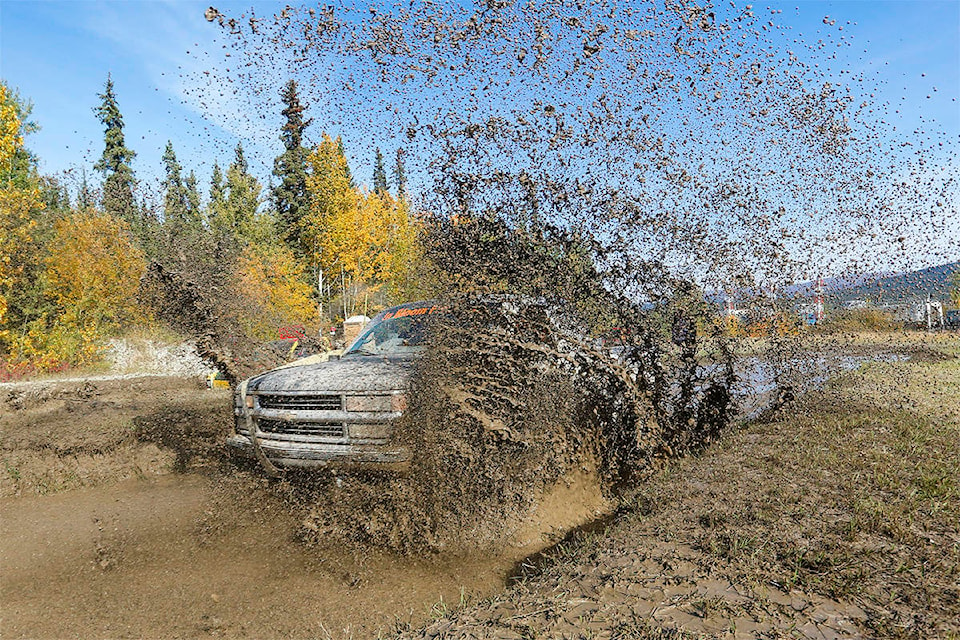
[258,394,342,411]
[257,418,345,438]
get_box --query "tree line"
[0,76,424,375]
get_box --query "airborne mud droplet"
[4,1,959,638]
[180,1,959,552]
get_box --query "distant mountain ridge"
[706,262,958,306]
[831,261,959,306]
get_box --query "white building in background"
[843,299,869,310]
[722,298,751,324]
[878,296,945,330]
[919,297,945,331]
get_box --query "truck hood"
[246,355,415,394]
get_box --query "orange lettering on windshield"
[381,305,444,321]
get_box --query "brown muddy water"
[0,362,611,639]
[1,454,609,639]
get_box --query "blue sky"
[1,0,958,204]
[1,0,285,196]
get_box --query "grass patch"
[688,354,960,636]
[391,342,959,639]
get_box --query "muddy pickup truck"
[228,301,440,472]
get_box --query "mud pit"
[2,473,588,639]
[0,376,613,639]
[2,0,955,635]
[0,357,899,639]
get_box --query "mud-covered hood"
[246,355,414,394]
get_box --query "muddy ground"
[1,336,957,639]
[400,342,960,639]
[0,375,608,639]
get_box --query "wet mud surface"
[3,339,955,639]
[399,349,960,640]
[1,471,538,639]
[0,375,611,639]
[0,377,215,498]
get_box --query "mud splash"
[159,0,955,560]
[290,295,735,553]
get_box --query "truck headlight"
[345,393,406,412]
[349,423,392,439]
[237,380,253,411]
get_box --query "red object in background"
[278,325,306,340]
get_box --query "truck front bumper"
[226,434,412,471]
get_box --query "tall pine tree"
[185,170,201,224]
[93,75,137,224]
[161,141,187,223]
[78,168,94,212]
[338,138,355,188]
[208,162,225,222]
[39,175,71,216]
[160,142,205,261]
[393,148,407,197]
[271,80,312,257]
[373,147,388,195]
[211,143,267,243]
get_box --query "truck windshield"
[343,313,433,357]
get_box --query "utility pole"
[814,277,825,324]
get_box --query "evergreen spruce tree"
[209,163,225,207]
[337,138,355,188]
[212,143,266,243]
[233,141,249,174]
[161,141,187,224]
[271,80,312,256]
[39,175,71,216]
[373,147,388,195]
[136,194,162,260]
[207,162,227,229]
[78,168,94,212]
[93,74,137,223]
[393,148,407,197]
[185,170,202,225]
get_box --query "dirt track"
[0,376,609,639]
[3,339,956,639]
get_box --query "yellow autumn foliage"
[0,85,19,157]
[379,193,425,300]
[0,83,42,329]
[12,317,106,371]
[45,211,146,325]
[302,134,355,275]
[318,188,389,284]
[303,133,426,314]
[235,242,317,340]
[9,211,147,368]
